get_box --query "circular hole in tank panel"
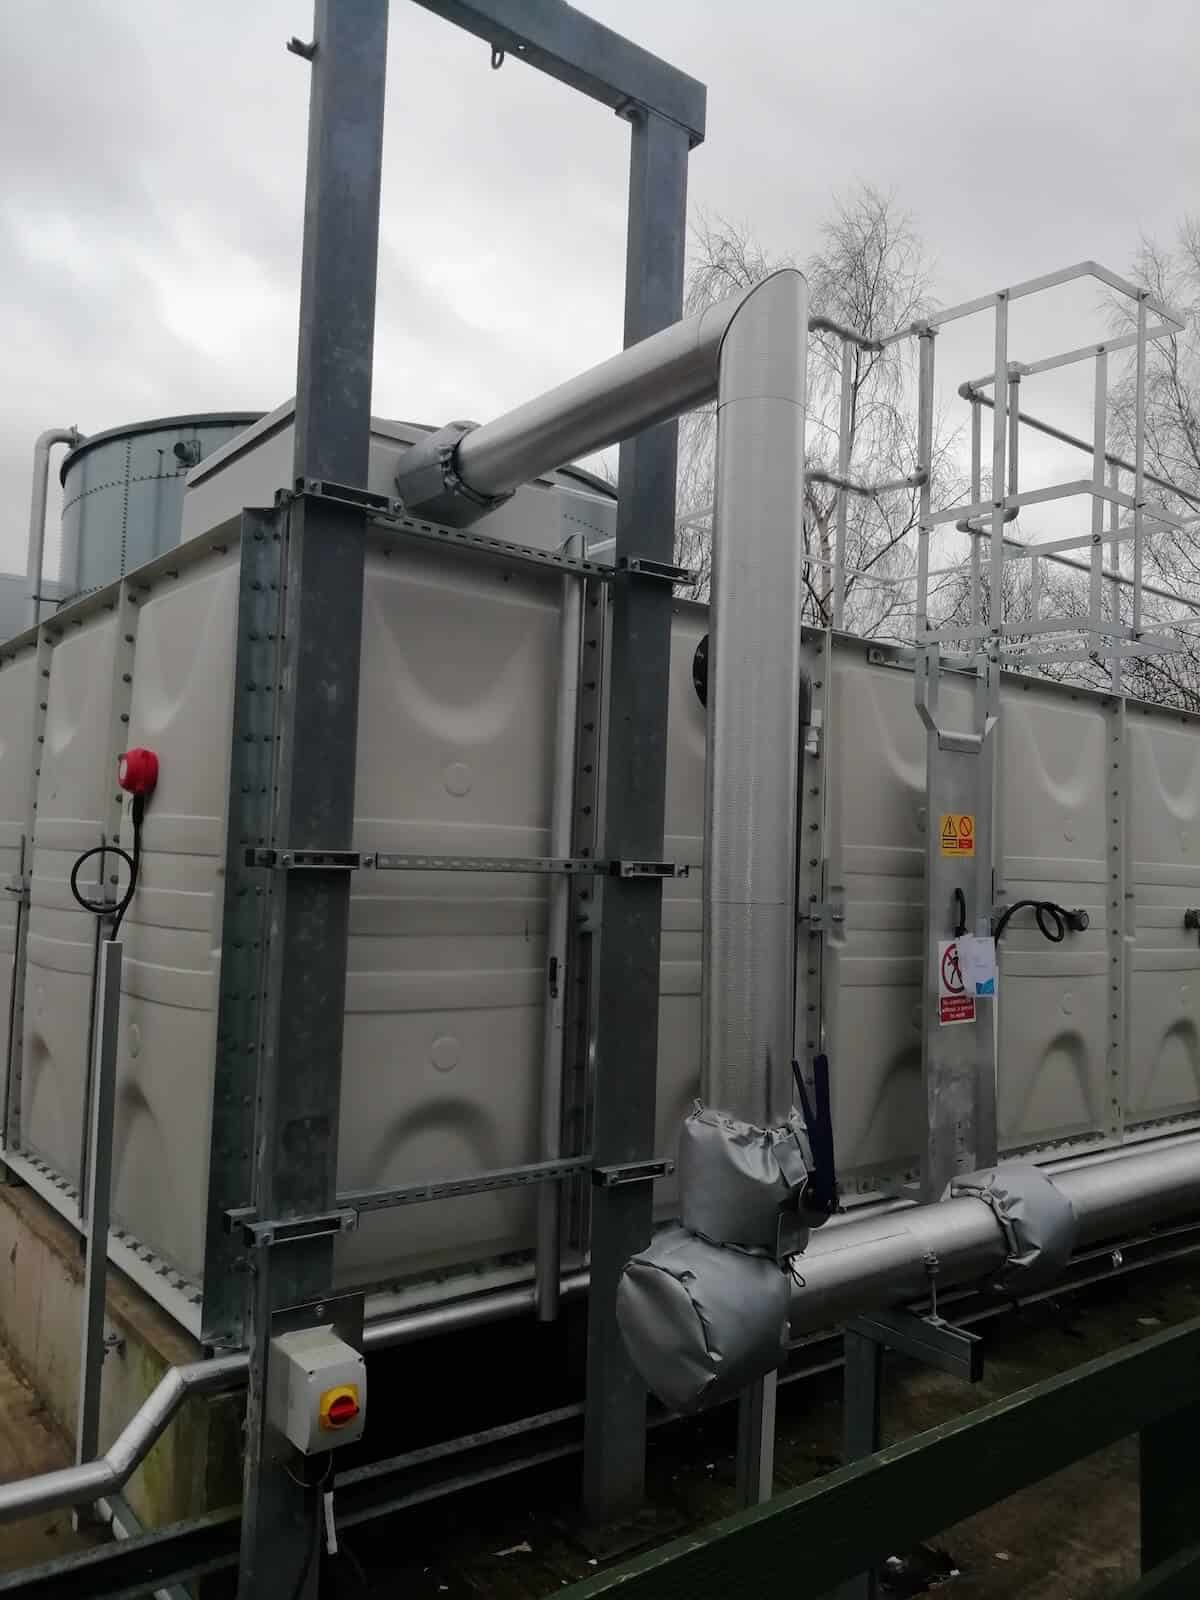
[129,1022,141,1060]
[1061,992,1074,1016]
[443,762,472,797]
[915,806,927,834]
[431,1035,461,1073]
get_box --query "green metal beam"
[1120,1544,1200,1598]
[561,1316,1200,1599]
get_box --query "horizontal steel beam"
[410,0,706,143]
[0,1509,240,1598]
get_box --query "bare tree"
[677,187,964,630]
[1101,224,1200,707]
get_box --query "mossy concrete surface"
[0,1180,241,1534]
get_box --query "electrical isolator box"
[267,1325,367,1454]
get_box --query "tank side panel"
[0,651,38,1072]
[1127,705,1200,1125]
[113,551,236,1283]
[21,613,120,1185]
[335,545,560,1284]
[995,679,1110,1149]
[822,652,941,1182]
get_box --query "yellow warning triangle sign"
[941,816,957,844]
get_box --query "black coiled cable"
[992,897,1090,944]
[69,793,145,940]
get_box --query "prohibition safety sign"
[937,938,976,1026]
[939,813,975,857]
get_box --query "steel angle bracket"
[848,1307,984,1383]
[287,476,400,516]
[245,847,365,871]
[591,1158,674,1188]
[610,860,688,879]
[615,555,696,585]
[225,1205,358,1249]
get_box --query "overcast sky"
[2,0,1197,576]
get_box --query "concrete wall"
[0,1181,240,1527]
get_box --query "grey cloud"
[2,0,1196,573]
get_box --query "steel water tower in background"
[56,413,260,600]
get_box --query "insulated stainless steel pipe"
[3,1131,1200,1527]
[26,426,84,628]
[788,1134,1200,1337]
[408,287,753,508]
[702,271,808,1126]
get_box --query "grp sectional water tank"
[58,415,261,601]
[7,401,1200,1342]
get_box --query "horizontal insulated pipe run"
[788,1135,1200,1336]
[394,286,752,519]
[1,1134,1197,1527]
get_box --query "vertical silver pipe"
[833,342,853,630]
[1109,461,1122,694]
[1006,375,1021,497]
[1090,352,1108,659]
[969,398,982,630]
[76,940,122,1469]
[536,538,585,1323]
[1133,296,1147,637]
[26,427,83,628]
[712,270,810,1512]
[914,332,937,725]
[989,296,1009,636]
[702,269,809,1127]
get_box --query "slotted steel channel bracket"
[244,849,687,878]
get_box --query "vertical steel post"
[989,296,1008,637]
[918,305,998,1200]
[1133,295,1147,638]
[833,342,853,631]
[1090,352,1108,660]
[830,1329,884,1600]
[237,3,387,1596]
[583,105,689,1526]
[968,398,982,631]
[1109,462,1122,694]
[735,1370,778,1509]
[1140,1402,1200,1575]
[913,331,938,735]
[536,536,585,1323]
[76,939,122,1472]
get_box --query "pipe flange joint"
[393,420,514,527]
[946,1162,1076,1295]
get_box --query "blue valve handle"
[792,1055,839,1217]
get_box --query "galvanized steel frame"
[582,104,692,1525]
[200,508,286,1348]
[234,0,388,1587]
